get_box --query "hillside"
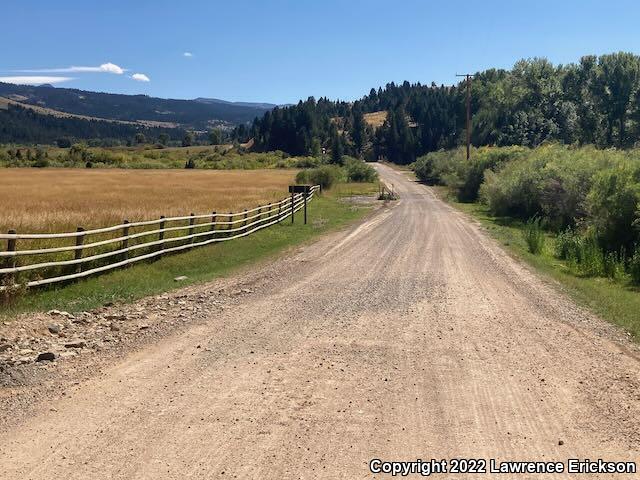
[194,98,279,110]
[0,102,184,145]
[243,52,640,164]
[0,83,273,131]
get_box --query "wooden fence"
[0,185,320,290]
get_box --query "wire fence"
[0,185,320,290]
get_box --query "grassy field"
[1,182,379,316]
[434,186,640,341]
[0,168,299,234]
[363,111,387,129]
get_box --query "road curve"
[1,163,639,479]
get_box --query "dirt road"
[1,163,639,479]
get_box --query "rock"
[58,351,78,359]
[36,352,56,362]
[138,324,150,330]
[0,343,11,353]
[174,276,188,282]
[47,310,74,319]
[64,339,86,349]
[109,323,120,332]
[558,440,564,446]
[47,323,62,335]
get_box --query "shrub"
[555,228,582,260]
[184,158,196,169]
[32,157,49,168]
[603,251,625,280]
[413,149,460,185]
[480,145,612,228]
[344,158,378,183]
[629,246,640,285]
[294,157,321,168]
[577,234,605,277]
[296,165,345,190]
[522,217,545,254]
[586,165,640,252]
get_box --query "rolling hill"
[0,83,274,131]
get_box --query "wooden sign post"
[289,185,312,225]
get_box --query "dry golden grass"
[363,111,387,129]
[1,168,299,234]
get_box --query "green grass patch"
[433,186,640,341]
[2,188,375,317]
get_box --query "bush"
[522,217,545,254]
[32,157,49,168]
[296,165,345,190]
[344,157,378,183]
[413,149,460,185]
[555,228,582,260]
[629,246,640,285]
[586,165,640,252]
[603,251,625,280]
[294,157,321,168]
[576,234,605,277]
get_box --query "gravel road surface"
[0,163,638,479]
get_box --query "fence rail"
[1,185,320,289]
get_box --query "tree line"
[240,52,640,163]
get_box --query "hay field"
[1,168,298,234]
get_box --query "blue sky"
[2,0,640,104]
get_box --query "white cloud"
[131,73,150,82]
[17,63,126,74]
[0,76,74,85]
[183,52,193,58]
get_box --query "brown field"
[1,168,299,234]
[363,111,387,128]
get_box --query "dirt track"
[1,163,639,479]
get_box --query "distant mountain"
[0,101,184,145]
[0,83,274,131]
[194,97,278,110]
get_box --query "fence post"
[228,212,233,236]
[210,211,216,239]
[188,213,195,245]
[258,205,263,228]
[243,209,248,231]
[122,220,130,261]
[278,202,282,223]
[5,230,16,285]
[74,227,85,273]
[291,192,295,224]
[304,192,308,225]
[159,215,166,255]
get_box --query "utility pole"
[456,73,474,160]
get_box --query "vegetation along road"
[0,163,638,478]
